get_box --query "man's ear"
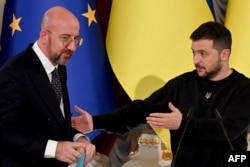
[221,49,231,60]
[39,30,49,44]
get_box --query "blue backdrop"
[0,0,117,139]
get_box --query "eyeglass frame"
[45,30,84,47]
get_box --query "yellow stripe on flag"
[225,0,250,77]
[106,0,213,154]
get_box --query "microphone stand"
[214,109,235,151]
[171,107,194,167]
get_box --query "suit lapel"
[24,46,66,127]
[58,65,71,124]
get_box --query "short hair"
[190,21,232,51]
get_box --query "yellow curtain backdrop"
[225,0,250,77]
[106,0,213,153]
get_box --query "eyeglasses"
[46,30,84,47]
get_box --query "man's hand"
[76,137,96,165]
[71,105,93,133]
[55,141,86,164]
[55,138,96,165]
[146,102,183,130]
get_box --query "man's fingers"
[74,105,86,115]
[149,112,164,117]
[168,102,177,112]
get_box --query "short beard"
[55,56,68,65]
[205,63,221,80]
[55,50,73,65]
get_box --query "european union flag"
[0,0,117,139]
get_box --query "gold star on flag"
[82,4,97,27]
[9,14,22,36]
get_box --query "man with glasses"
[0,6,95,167]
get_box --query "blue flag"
[0,0,117,139]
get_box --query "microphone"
[214,109,235,151]
[171,107,194,167]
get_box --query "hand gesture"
[146,102,183,130]
[71,105,93,133]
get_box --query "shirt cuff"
[44,140,57,158]
[73,133,90,142]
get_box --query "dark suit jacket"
[0,44,80,167]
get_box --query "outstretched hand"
[146,102,183,130]
[71,105,93,133]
